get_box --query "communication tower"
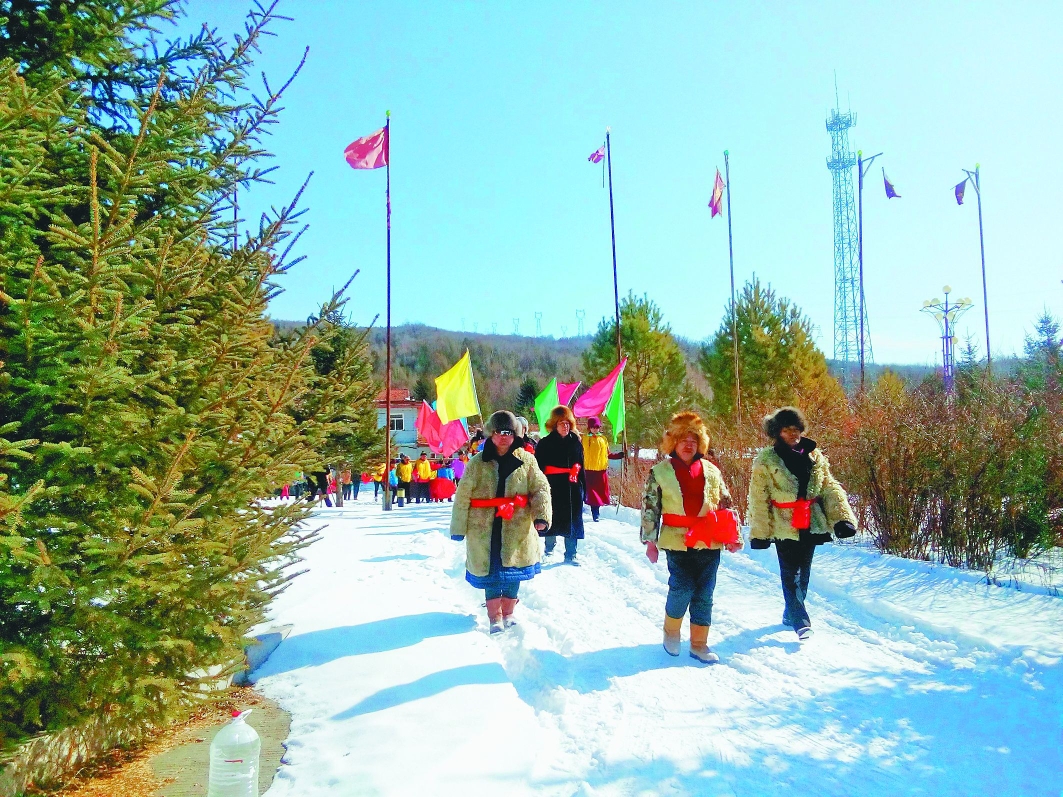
[576,309,586,337]
[825,82,866,389]
[534,312,543,336]
[513,318,520,335]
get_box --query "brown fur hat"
[762,406,807,440]
[545,405,579,435]
[660,411,711,456]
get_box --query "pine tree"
[515,377,539,417]
[0,3,379,751]
[411,375,433,403]
[699,278,847,426]
[583,293,697,447]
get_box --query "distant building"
[376,388,426,459]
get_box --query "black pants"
[776,539,816,629]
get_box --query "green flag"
[534,378,559,435]
[603,372,625,442]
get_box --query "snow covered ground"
[253,496,1063,796]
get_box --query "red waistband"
[544,464,581,482]
[470,494,529,519]
[771,498,815,529]
[662,510,740,547]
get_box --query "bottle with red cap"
[207,708,261,796]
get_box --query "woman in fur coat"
[641,412,742,663]
[535,405,587,565]
[450,411,551,633]
[748,406,858,640]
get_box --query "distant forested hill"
[271,320,959,414]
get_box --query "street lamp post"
[856,150,883,392]
[956,164,990,369]
[921,286,973,393]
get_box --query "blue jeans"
[665,548,721,626]
[776,539,816,629]
[485,583,520,600]
[544,535,577,558]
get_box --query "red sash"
[771,498,815,529]
[544,464,581,483]
[662,510,740,548]
[470,494,529,519]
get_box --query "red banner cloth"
[344,126,389,169]
[469,494,529,519]
[544,464,581,483]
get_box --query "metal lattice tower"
[534,312,543,336]
[825,87,865,389]
[576,309,586,336]
[512,317,520,335]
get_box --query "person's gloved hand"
[725,540,743,553]
[534,520,548,532]
[749,537,771,550]
[644,541,659,564]
[834,520,857,539]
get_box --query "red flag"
[557,381,581,406]
[344,126,389,169]
[416,400,442,448]
[437,418,470,457]
[588,145,605,164]
[709,169,725,217]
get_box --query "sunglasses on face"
[494,430,514,437]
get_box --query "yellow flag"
[434,350,480,423]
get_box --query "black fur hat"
[762,406,807,440]
[486,410,519,435]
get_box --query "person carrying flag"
[583,416,624,521]
[535,406,587,565]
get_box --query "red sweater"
[669,455,705,517]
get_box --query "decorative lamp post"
[920,286,973,393]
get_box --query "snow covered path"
[254,498,1063,796]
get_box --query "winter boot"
[501,597,519,628]
[663,614,683,657]
[689,624,720,664]
[796,625,814,641]
[486,598,505,634]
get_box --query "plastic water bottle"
[208,709,261,797]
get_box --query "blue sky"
[180,0,1061,365]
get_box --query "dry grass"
[26,688,266,797]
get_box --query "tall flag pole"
[604,128,627,508]
[955,164,990,370]
[344,113,391,509]
[856,150,884,392]
[723,151,740,424]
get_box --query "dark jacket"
[535,430,586,539]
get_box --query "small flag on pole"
[709,168,725,217]
[954,179,967,205]
[344,127,389,170]
[573,358,628,442]
[588,145,605,164]
[883,168,900,199]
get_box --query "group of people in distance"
[449,404,857,663]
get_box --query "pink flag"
[573,358,627,418]
[557,381,581,406]
[437,419,470,457]
[344,126,389,169]
[416,400,442,448]
[709,169,725,217]
[588,145,605,164]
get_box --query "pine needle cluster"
[0,1,378,749]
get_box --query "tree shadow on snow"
[251,612,477,679]
[361,553,431,563]
[330,663,509,719]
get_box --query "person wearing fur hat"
[640,412,742,663]
[748,406,858,640]
[450,410,552,633]
[583,416,624,521]
[514,415,537,453]
[535,405,587,564]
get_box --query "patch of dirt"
[27,688,269,797]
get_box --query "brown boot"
[689,624,719,664]
[501,597,519,628]
[486,598,504,634]
[663,614,683,657]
